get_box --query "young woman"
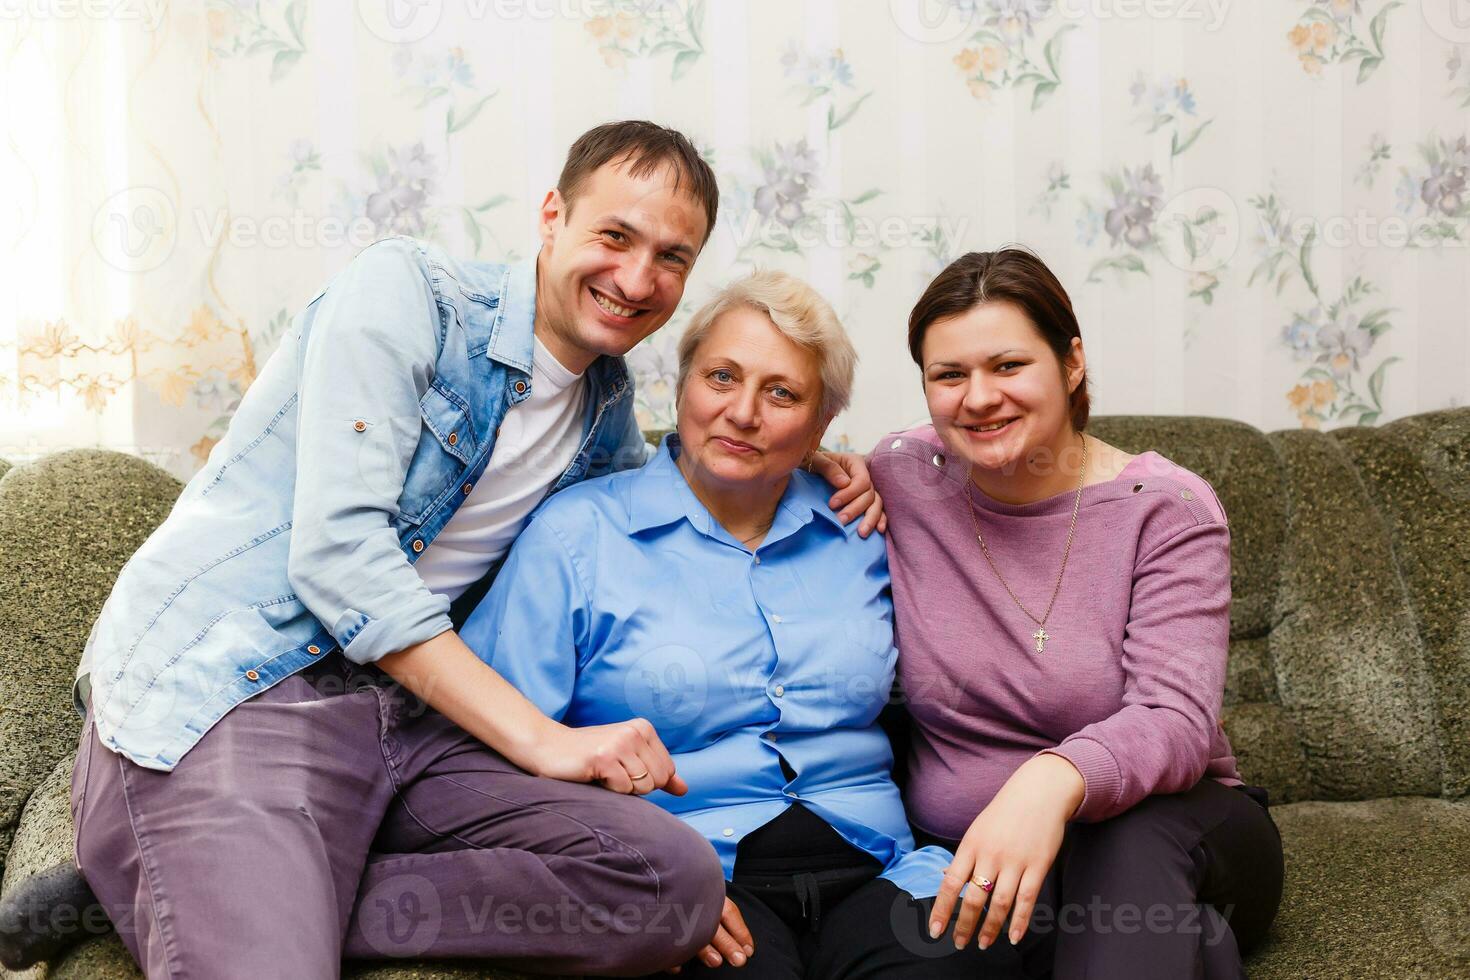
[869,249,1284,979]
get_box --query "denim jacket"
[77,237,648,771]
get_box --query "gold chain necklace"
[963,437,1088,654]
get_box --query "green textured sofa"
[1,409,1467,978]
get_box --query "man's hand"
[531,716,688,796]
[376,632,687,796]
[669,895,754,972]
[809,451,886,537]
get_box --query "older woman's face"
[676,305,827,491]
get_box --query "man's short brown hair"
[557,120,719,247]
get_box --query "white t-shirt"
[413,336,588,601]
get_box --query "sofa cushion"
[0,452,182,877]
[1246,796,1470,978]
[1268,430,1441,800]
[1333,409,1470,799]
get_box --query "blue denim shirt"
[78,237,647,772]
[460,435,955,898]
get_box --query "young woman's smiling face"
[920,300,1084,479]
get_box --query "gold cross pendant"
[1032,627,1049,653]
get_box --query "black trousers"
[916,779,1285,980]
[662,803,1024,979]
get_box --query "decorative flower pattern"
[951,1,1074,108]
[1249,192,1398,425]
[1286,0,1401,83]
[583,0,705,79]
[207,0,308,82]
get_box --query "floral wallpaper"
[1,0,1466,478]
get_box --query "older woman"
[460,271,1015,978]
[869,249,1284,978]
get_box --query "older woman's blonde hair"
[675,270,856,420]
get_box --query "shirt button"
[412,539,424,553]
[353,420,367,433]
[1180,489,1196,501]
[307,645,321,656]
[514,381,528,394]
[773,685,785,697]
[932,453,945,467]
[722,828,735,838]
[245,669,260,681]
[753,555,761,565]
[764,732,779,742]
[462,483,473,495]
[890,439,902,449]
[447,432,458,446]
[771,614,783,624]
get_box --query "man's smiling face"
[534,156,709,374]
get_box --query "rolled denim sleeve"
[457,512,590,722]
[287,237,455,664]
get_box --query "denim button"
[462,483,473,495]
[307,645,321,656]
[244,669,259,682]
[447,432,458,446]
[353,420,367,433]
[412,539,424,553]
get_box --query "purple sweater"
[870,426,1241,841]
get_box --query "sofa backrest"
[1092,409,1468,804]
[0,451,182,876]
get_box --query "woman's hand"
[929,754,1085,950]
[810,451,887,536]
[669,895,754,972]
[528,716,688,797]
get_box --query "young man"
[24,121,883,978]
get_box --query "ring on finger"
[971,874,995,893]
[628,770,650,782]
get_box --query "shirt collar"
[628,434,850,540]
[486,254,538,375]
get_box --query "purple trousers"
[70,654,724,979]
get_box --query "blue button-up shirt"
[79,237,648,771]
[460,435,954,898]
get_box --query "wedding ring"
[628,770,650,782]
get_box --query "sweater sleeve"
[1042,516,1232,822]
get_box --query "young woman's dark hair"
[907,248,1091,431]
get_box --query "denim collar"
[486,254,538,376]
